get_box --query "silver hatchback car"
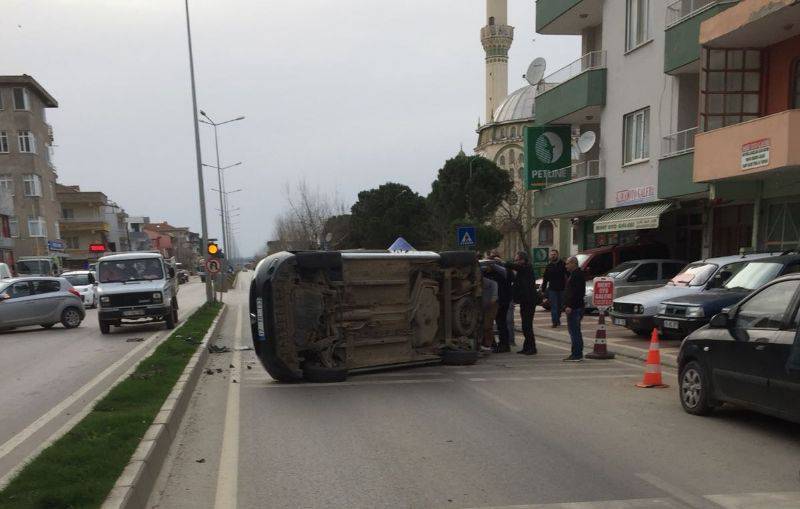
[0,277,85,330]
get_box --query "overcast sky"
[4,0,579,256]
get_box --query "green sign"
[524,125,572,190]
[532,247,549,273]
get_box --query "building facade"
[57,185,112,269]
[0,76,62,259]
[0,188,15,266]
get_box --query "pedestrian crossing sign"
[456,226,477,248]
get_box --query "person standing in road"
[481,268,499,353]
[490,250,516,347]
[507,251,538,355]
[541,249,567,328]
[563,256,586,362]
[485,262,511,353]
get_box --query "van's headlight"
[657,304,667,315]
[685,306,705,318]
[152,292,163,302]
[100,295,110,305]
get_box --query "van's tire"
[165,303,177,329]
[99,321,111,334]
[294,252,342,271]
[439,251,477,268]
[302,364,348,383]
[442,349,479,366]
[61,307,82,329]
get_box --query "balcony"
[700,0,800,48]
[534,51,606,126]
[664,0,739,74]
[533,161,605,218]
[536,0,604,35]
[694,110,800,183]
[658,127,709,198]
[60,217,110,233]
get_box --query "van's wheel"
[442,349,479,366]
[99,321,111,334]
[165,303,177,329]
[680,361,714,416]
[61,307,82,329]
[302,364,347,383]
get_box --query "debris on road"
[125,337,145,342]
[204,369,214,375]
[234,345,253,351]
[208,344,230,354]
[195,458,205,463]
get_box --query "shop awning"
[593,202,673,233]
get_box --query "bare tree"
[270,179,346,251]
[493,177,536,254]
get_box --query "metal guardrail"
[661,126,698,157]
[666,0,724,28]
[536,51,606,96]
[541,160,603,188]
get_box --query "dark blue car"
[654,254,800,338]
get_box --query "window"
[623,107,650,164]
[700,49,761,131]
[32,280,60,294]
[662,263,685,280]
[511,127,517,138]
[0,176,13,196]
[0,132,8,153]
[27,216,46,237]
[50,182,56,201]
[538,220,554,245]
[498,155,505,167]
[630,263,658,282]
[8,217,18,238]
[735,280,800,330]
[53,222,60,241]
[0,90,3,110]
[23,174,42,197]
[62,208,74,219]
[626,0,651,51]
[65,236,80,249]
[5,282,31,299]
[792,59,800,109]
[13,88,30,111]
[18,131,36,153]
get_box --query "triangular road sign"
[461,231,473,245]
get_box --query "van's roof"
[98,252,163,262]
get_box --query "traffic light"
[207,242,220,257]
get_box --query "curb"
[521,325,679,369]
[101,304,228,509]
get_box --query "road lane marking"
[243,378,455,388]
[214,303,243,509]
[468,374,640,382]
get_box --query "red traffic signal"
[88,243,106,253]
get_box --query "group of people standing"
[481,249,587,362]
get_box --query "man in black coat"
[541,249,567,328]
[507,251,538,355]
[482,262,511,353]
[563,256,586,362]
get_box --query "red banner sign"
[592,277,614,309]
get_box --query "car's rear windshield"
[98,258,164,283]
[16,260,51,275]
[606,262,638,279]
[723,262,784,291]
[64,274,91,286]
[670,262,717,287]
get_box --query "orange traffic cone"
[636,328,668,388]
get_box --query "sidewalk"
[513,307,680,368]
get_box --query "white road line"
[0,328,163,463]
[214,304,243,509]
[470,374,640,382]
[245,378,455,388]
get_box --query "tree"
[427,153,513,249]
[350,183,431,249]
[270,179,345,251]
[493,176,536,254]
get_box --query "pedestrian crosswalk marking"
[461,231,474,245]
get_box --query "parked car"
[585,259,685,313]
[61,270,98,308]
[0,277,85,330]
[677,274,800,424]
[0,263,12,280]
[654,254,800,339]
[250,250,482,383]
[610,253,774,337]
[15,256,62,277]
[96,252,179,334]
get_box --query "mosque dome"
[493,85,536,123]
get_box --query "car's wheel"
[452,297,479,337]
[442,349,479,366]
[60,307,82,329]
[302,364,347,383]
[633,329,651,338]
[99,321,111,334]
[680,360,714,416]
[165,303,177,329]
[41,323,55,329]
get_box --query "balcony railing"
[536,51,606,96]
[661,126,698,158]
[541,160,603,188]
[61,216,106,222]
[666,0,726,28]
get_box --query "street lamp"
[183,0,213,302]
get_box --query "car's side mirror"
[709,312,730,328]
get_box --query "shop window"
[764,202,800,251]
[538,220,554,246]
[792,59,800,109]
[700,49,761,131]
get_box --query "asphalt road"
[152,277,800,509]
[0,278,207,485]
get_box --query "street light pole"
[183,0,213,303]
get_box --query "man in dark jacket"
[483,262,511,353]
[541,249,567,328]
[563,256,585,362]
[507,251,538,355]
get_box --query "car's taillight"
[68,288,81,298]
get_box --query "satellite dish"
[577,131,597,154]
[525,57,547,86]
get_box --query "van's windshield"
[98,258,164,283]
[16,260,52,275]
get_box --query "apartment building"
[57,185,113,269]
[0,188,14,266]
[0,75,62,258]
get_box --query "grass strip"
[0,301,222,509]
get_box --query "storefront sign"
[592,277,614,309]
[615,186,655,206]
[47,239,65,251]
[741,138,770,170]
[524,125,572,190]
[593,216,660,233]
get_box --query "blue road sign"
[456,226,476,248]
